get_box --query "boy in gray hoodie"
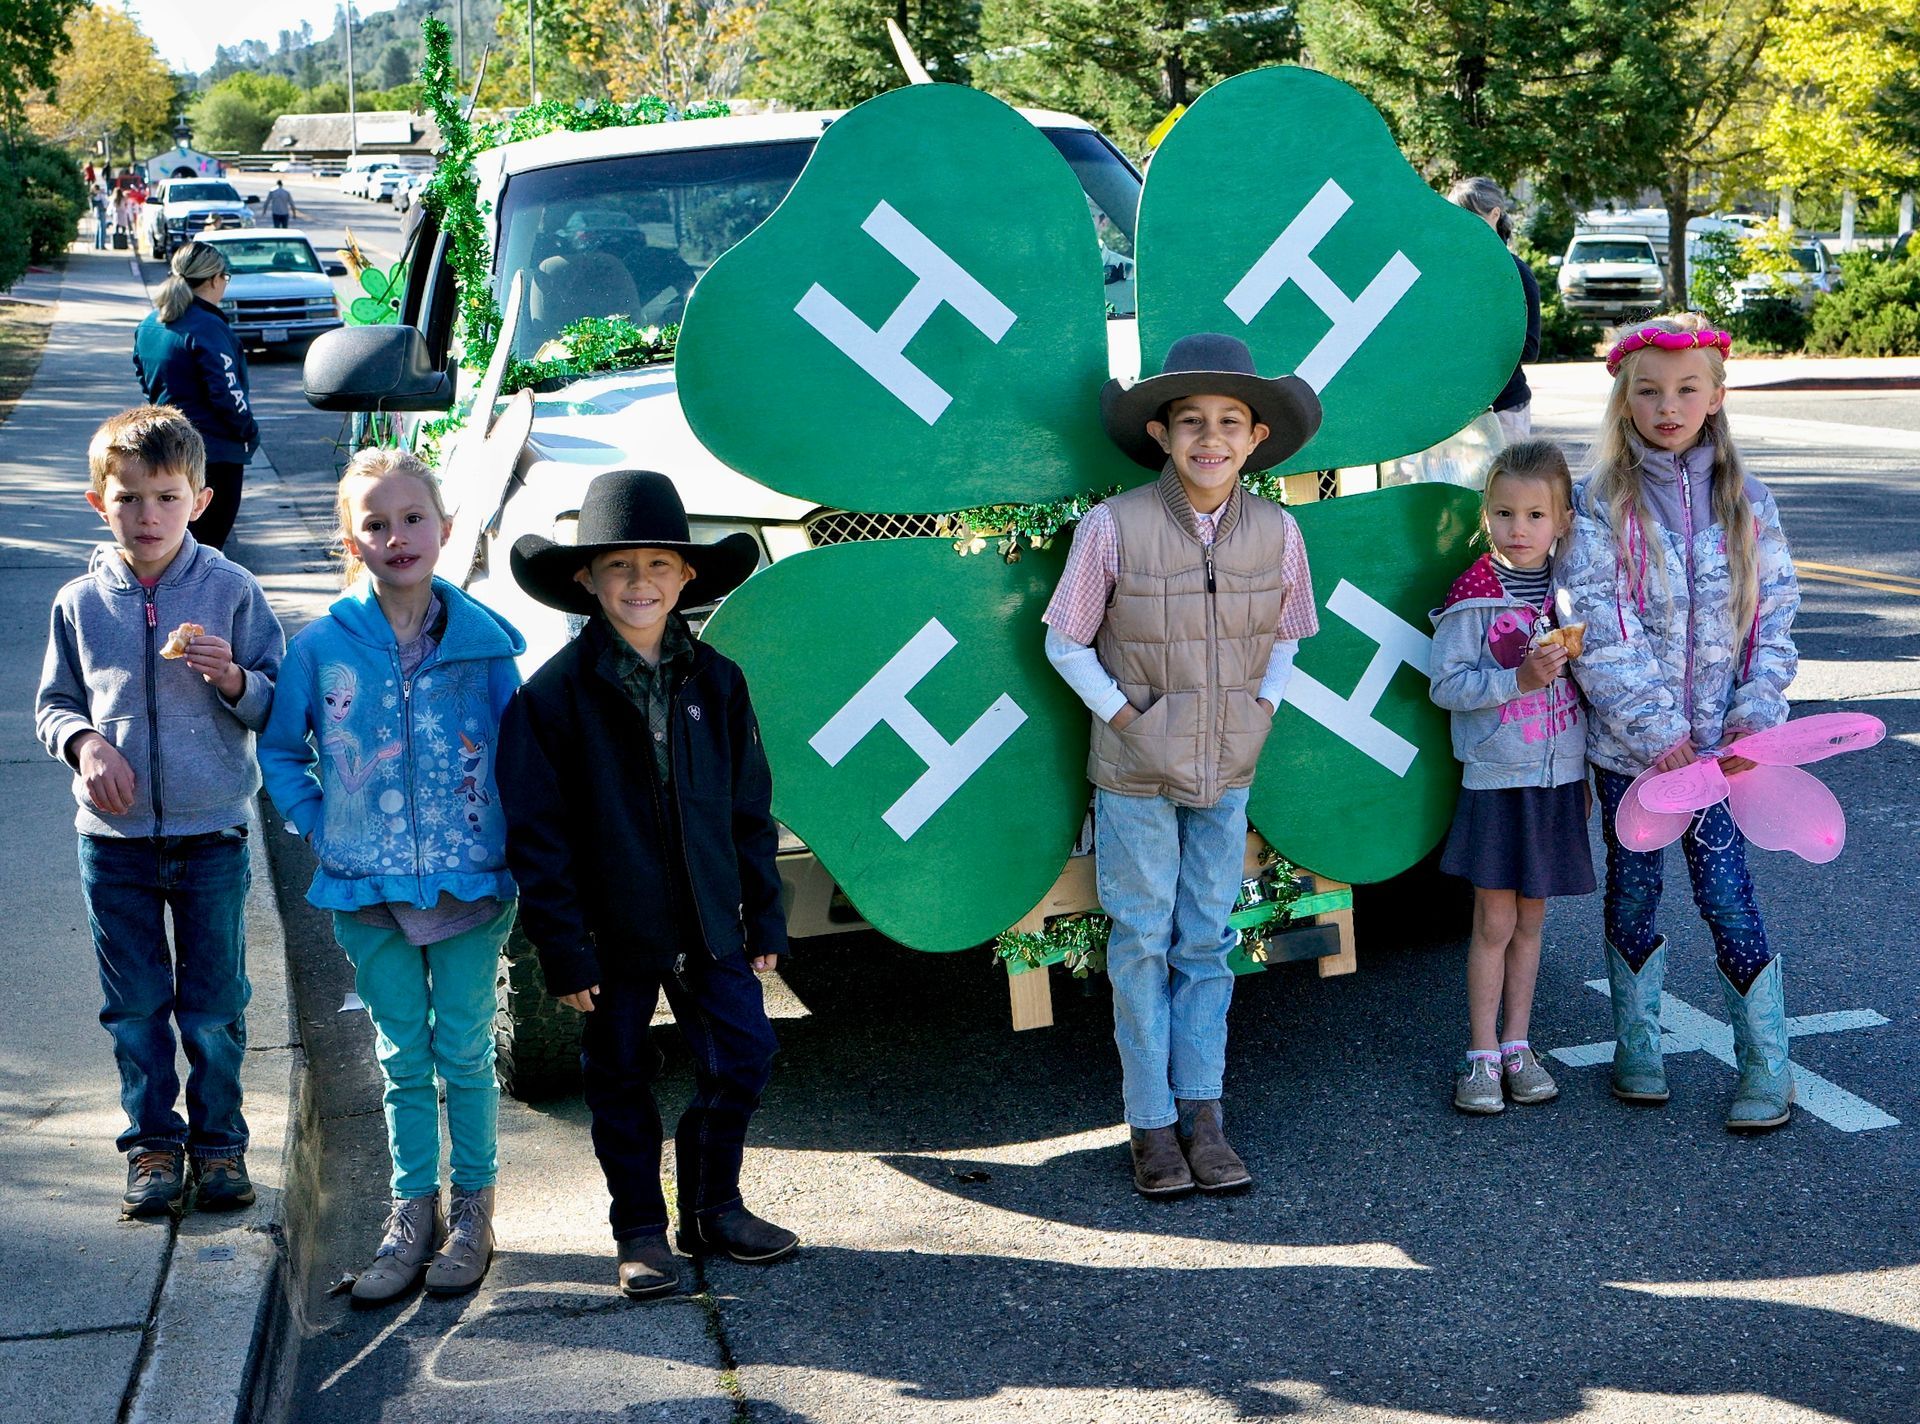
[35,406,284,1219]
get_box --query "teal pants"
[332,903,513,1198]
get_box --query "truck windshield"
[214,237,322,275]
[493,127,1141,360]
[1568,240,1658,265]
[167,183,242,203]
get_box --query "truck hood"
[1563,261,1660,280]
[227,272,333,300]
[521,366,815,522]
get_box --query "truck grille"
[804,510,947,546]
[234,296,330,321]
[1585,277,1658,298]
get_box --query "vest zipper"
[1204,540,1219,803]
[144,585,165,828]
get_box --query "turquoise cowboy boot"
[1605,937,1670,1103]
[1720,957,1795,1132]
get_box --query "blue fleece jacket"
[259,576,526,911]
[36,533,284,837]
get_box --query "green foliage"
[1688,229,1748,326]
[0,0,86,145]
[1517,239,1600,362]
[0,134,85,287]
[1730,295,1811,352]
[977,0,1299,154]
[995,912,1109,977]
[503,317,680,389]
[945,486,1123,560]
[1806,247,1920,355]
[752,0,980,109]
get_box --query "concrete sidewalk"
[0,245,305,1423]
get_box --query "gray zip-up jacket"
[36,534,284,837]
[1428,554,1587,791]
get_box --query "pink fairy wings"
[1606,326,1733,377]
[1612,712,1886,864]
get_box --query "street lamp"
[344,1,358,156]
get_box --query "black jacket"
[1493,253,1542,413]
[497,617,787,996]
[132,298,259,464]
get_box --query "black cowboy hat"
[511,469,760,617]
[1100,332,1323,473]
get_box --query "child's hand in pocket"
[558,986,600,1012]
[751,954,779,973]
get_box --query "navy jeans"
[580,950,777,1242]
[1594,767,1773,990]
[78,829,252,1159]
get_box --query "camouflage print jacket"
[1562,469,1799,777]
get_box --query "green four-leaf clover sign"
[684,70,1521,950]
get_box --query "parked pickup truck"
[142,178,257,260]
[303,105,1144,1095]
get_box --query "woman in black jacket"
[132,242,259,549]
[1450,177,1542,440]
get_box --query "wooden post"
[1313,873,1357,977]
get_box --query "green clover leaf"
[347,260,408,326]
[1138,68,1524,473]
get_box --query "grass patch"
[0,296,55,431]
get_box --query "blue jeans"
[1095,786,1248,1129]
[1594,766,1772,989]
[79,830,251,1159]
[332,903,514,1198]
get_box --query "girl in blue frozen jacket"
[260,448,524,1305]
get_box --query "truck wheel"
[494,924,582,1101]
[1352,844,1475,947]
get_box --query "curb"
[121,796,313,1423]
[1730,374,1920,392]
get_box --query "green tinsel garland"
[505,316,679,391]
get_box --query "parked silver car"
[195,229,347,352]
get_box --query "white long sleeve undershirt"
[1044,627,1300,722]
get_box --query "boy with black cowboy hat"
[1043,332,1323,1199]
[496,468,796,1297]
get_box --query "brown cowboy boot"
[1129,1125,1194,1198]
[1177,1099,1253,1192]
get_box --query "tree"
[189,73,302,152]
[0,134,86,289]
[26,6,177,157]
[479,0,611,106]
[752,0,980,110]
[375,40,416,90]
[1761,0,1920,206]
[0,0,87,149]
[563,0,765,106]
[978,0,1298,153]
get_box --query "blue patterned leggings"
[1594,766,1774,992]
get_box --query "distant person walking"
[1450,177,1541,441]
[91,185,109,250]
[132,242,259,550]
[112,188,135,247]
[264,180,297,229]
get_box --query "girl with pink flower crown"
[1561,314,1801,1133]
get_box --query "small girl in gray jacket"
[1429,440,1595,1115]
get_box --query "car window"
[1791,246,1823,273]
[212,238,322,275]
[167,182,242,204]
[493,127,1143,359]
[1568,240,1657,264]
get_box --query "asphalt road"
[231,248,1920,1420]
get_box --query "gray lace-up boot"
[351,1192,442,1307]
[425,1185,497,1296]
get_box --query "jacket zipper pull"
[1205,550,1216,594]
[146,592,157,628]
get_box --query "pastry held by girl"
[1430,439,1595,1115]
[1562,315,1801,1132]
[261,448,526,1301]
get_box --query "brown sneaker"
[122,1148,187,1220]
[1176,1100,1253,1192]
[1128,1125,1194,1198]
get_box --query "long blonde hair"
[155,242,229,323]
[335,447,450,587]
[1589,312,1757,638]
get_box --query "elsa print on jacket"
[319,662,402,866]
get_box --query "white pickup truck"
[303,105,1145,1094]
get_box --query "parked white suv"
[1554,234,1665,321]
[1731,239,1838,311]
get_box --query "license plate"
[263,326,289,343]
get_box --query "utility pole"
[457,0,466,82]
[527,0,537,105]
[344,1,358,155]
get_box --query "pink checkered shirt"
[1042,498,1319,646]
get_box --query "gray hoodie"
[36,533,284,837]
[1428,553,1587,791]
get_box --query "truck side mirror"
[304,325,455,412]
[1548,255,1563,267]
[323,260,349,277]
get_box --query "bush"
[1517,238,1601,362]
[1805,248,1920,356]
[1730,296,1811,353]
[0,137,87,290]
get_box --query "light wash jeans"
[332,902,515,1197]
[1095,786,1248,1129]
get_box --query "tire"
[494,922,582,1101]
[1351,843,1475,948]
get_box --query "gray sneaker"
[351,1192,442,1307]
[1502,1045,1560,1105]
[1453,1055,1505,1115]
[424,1185,495,1296]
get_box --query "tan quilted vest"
[1088,469,1296,807]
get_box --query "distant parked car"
[1731,240,1839,312]
[1554,235,1665,321]
[363,166,409,202]
[338,156,394,197]
[270,159,315,174]
[194,229,347,353]
[392,171,430,215]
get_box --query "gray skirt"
[1439,780,1597,899]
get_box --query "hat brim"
[1100,369,1323,473]
[511,532,761,618]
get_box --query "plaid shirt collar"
[597,613,697,698]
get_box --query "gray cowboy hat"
[1100,332,1322,473]
[511,469,759,617]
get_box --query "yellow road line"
[1795,558,1920,590]
[1795,567,1920,598]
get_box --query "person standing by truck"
[1450,177,1541,440]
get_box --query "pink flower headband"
[1606,326,1733,376]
